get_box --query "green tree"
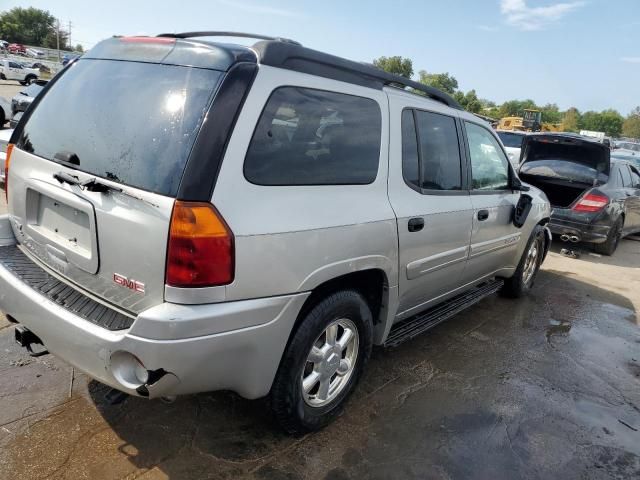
[498,99,538,118]
[580,109,624,137]
[622,107,640,139]
[0,7,64,47]
[539,103,562,124]
[74,43,84,53]
[562,107,580,132]
[454,89,482,113]
[372,56,413,79]
[417,70,458,95]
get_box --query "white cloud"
[478,25,499,32]
[500,0,585,31]
[621,57,640,63]
[216,0,304,18]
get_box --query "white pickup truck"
[0,59,39,85]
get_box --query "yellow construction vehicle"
[498,109,562,132]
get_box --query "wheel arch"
[291,267,394,346]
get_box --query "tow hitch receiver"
[14,325,49,357]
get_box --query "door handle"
[408,217,424,232]
[477,209,489,221]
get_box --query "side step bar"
[384,279,504,348]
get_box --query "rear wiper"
[53,171,158,207]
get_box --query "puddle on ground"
[545,319,572,343]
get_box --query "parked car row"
[0,41,45,58]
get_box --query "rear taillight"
[4,143,14,203]
[572,193,609,213]
[166,201,234,288]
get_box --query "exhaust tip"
[560,234,570,242]
[570,235,580,243]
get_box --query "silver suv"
[0,32,551,433]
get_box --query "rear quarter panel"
[211,65,398,302]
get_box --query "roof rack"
[252,40,462,110]
[157,31,301,45]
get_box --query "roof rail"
[157,31,301,45]
[154,33,461,109]
[252,40,463,110]
[382,78,463,110]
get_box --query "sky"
[4,0,640,114]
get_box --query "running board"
[384,279,504,348]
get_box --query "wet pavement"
[0,237,639,479]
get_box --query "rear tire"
[594,217,623,256]
[270,290,373,435]
[502,225,546,298]
[0,108,5,127]
[25,75,36,85]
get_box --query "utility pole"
[56,19,61,62]
[68,21,72,50]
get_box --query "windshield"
[17,59,221,196]
[497,131,525,148]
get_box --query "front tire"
[594,217,623,256]
[270,290,373,434]
[502,225,546,298]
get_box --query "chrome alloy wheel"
[522,238,540,286]
[301,318,359,407]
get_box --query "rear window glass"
[414,110,462,190]
[244,87,381,185]
[497,131,525,148]
[17,59,221,196]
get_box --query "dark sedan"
[519,133,640,255]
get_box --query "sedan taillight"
[572,193,609,213]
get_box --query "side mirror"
[511,177,530,192]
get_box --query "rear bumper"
[0,245,309,400]
[548,215,610,244]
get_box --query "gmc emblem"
[113,273,145,294]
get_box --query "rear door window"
[620,165,633,187]
[17,59,221,196]
[244,87,381,185]
[402,109,463,191]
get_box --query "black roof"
[157,31,462,109]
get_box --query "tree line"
[372,56,639,139]
[0,7,83,52]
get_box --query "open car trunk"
[518,134,610,208]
